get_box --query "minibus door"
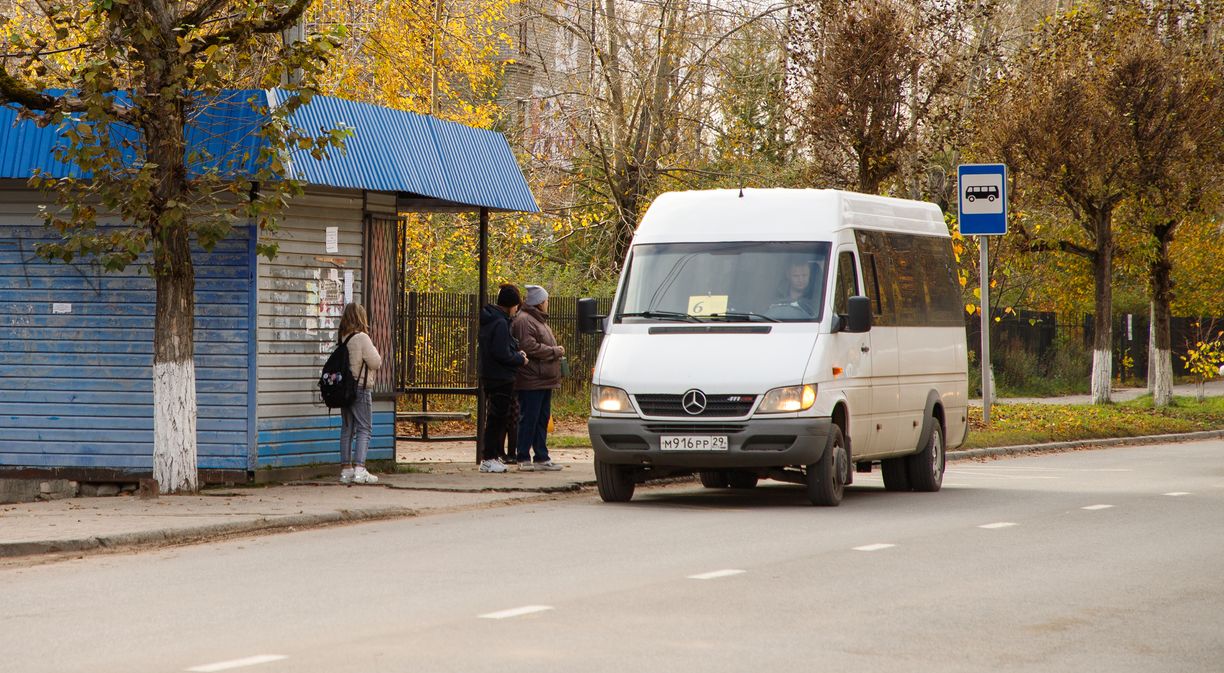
[832,248,875,456]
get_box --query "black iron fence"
[396,292,612,398]
[398,292,1220,402]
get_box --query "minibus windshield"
[615,241,832,323]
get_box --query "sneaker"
[353,467,379,485]
[479,459,507,473]
[340,467,355,485]
[517,462,536,472]
[534,461,563,471]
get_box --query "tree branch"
[187,0,311,55]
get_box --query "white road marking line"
[687,569,746,580]
[1082,504,1114,510]
[478,605,554,620]
[978,522,1018,529]
[1164,492,1191,497]
[187,655,288,672]
[853,543,896,552]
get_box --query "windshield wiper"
[616,310,702,323]
[703,312,781,323]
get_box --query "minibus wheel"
[726,471,759,489]
[595,459,636,502]
[906,419,945,492]
[806,425,847,506]
[699,471,730,488]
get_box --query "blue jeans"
[340,389,373,466]
[516,389,553,464]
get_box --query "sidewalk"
[0,454,597,560]
[971,378,1224,406]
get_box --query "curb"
[948,429,1224,461]
[0,506,418,559]
[5,430,1220,560]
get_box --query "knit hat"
[496,284,521,308]
[524,285,549,306]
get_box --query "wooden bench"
[396,386,479,441]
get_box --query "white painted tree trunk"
[153,360,198,493]
[1152,348,1174,407]
[1091,349,1113,404]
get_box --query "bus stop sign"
[957,164,1007,236]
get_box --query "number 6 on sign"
[687,295,727,316]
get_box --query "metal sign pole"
[980,236,991,426]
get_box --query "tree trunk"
[153,229,198,493]
[145,69,198,493]
[1149,239,1175,407]
[1090,210,1113,405]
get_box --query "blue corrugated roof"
[0,89,537,213]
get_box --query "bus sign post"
[958,163,1007,426]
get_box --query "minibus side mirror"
[577,298,605,334]
[846,296,872,333]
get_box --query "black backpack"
[319,333,368,409]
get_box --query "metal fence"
[396,292,612,398]
[398,293,1221,399]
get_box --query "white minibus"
[577,189,969,506]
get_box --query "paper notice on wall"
[343,270,353,304]
[325,226,339,253]
[52,303,72,314]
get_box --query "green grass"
[963,395,1224,449]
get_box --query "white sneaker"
[340,467,355,484]
[534,461,563,471]
[479,459,508,473]
[353,467,378,484]
[517,462,536,472]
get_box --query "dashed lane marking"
[688,569,746,580]
[978,522,1018,529]
[1164,492,1191,497]
[1082,504,1114,510]
[187,655,288,672]
[853,543,896,552]
[478,605,554,620]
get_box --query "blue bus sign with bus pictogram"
[957,163,1007,236]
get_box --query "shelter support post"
[476,208,489,464]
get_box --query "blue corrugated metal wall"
[256,412,394,468]
[0,216,252,471]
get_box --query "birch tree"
[0,0,347,492]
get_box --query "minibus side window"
[833,251,859,316]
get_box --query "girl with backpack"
[338,302,382,484]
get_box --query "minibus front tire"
[806,424,847,506]
[596,459,636,502]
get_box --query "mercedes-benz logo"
[681,389,707,415]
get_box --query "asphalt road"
[3,439,1223,673]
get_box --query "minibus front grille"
[635,394,755,417]
[644,424,746,434]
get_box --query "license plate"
[660,435,729,451]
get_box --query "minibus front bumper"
[588,416,834,468]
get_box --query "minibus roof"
[634,188,947,244]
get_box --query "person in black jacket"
[477,284,528,473]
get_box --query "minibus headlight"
[757,384,817,413]
[592,385,633,413]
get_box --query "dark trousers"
[481,379,515,461]
[516,388,553,464]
